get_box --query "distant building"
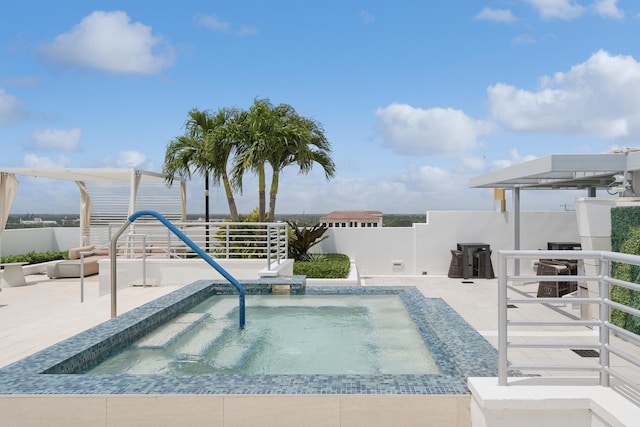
[19,217,57,225]
[319,210,383,228]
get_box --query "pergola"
[470,150,640,271]
[0,168,186,245]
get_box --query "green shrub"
[293,253,350,278]
[287,221,329,261]
[0,250,68,265]
[610,207,640,333]
[306,253,328,263]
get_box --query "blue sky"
[1,0,639,215]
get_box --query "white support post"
[599,257,610,387]
[513,187,521,275]
[498,251,509,386]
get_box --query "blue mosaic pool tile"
[0,280,500,396]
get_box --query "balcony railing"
[103,221,289,270]
[498,249,640,403]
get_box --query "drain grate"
[572,349,600,358]
[507,304,518,308]
[461,281,474,284]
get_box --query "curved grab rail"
[110,209,246,329]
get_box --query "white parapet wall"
[0,227,80,256]
[98,258,294,296]
[317,210,580,276]
[2,210,581,278]
[468,377,640,427]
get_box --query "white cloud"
[236,25,258,36]
[196,14,257,36]
[402,165,461,194]
[22,154,71,168]
[475,8,517,23]
[592,0,624,19]
[278,167,468,213]
[39,11,175,74]
[459,157,486,171]
[196,14,231,32]
[512,34,536,45]
[105,150,147,168]
[2,76,39,88]
[525,0,584,20]
[488,50,640,139]
[30,128,82,151]
[490,149,538,170]
[0,89,29,124]
[375,103,494,156]
[359,10,375,25]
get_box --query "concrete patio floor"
[0,271,638,390]
[0,272,180,368]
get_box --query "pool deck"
[0,271,638,385]
[1,272,639,427]
[0,273,181,368]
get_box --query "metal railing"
[498,250,640,400]
[105,220,288,269]
[110,210,246,328]
[78,233,187,303]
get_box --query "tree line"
[163,98,336,222]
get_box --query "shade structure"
[469,150,640,274]
[0,168,186,246]
[470,150,640,192]
[0,172,18,239]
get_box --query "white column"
[513,187,520,275]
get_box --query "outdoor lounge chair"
[46,245,107,279]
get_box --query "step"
[135,312,209,349]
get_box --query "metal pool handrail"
[109,209,246,329]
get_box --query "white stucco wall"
[98,258,295,295]
[316,210,579,276]
[0,227,80,255]
[1,210,580,277]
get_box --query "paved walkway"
[0,272,638,390]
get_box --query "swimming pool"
[0,279,498,395]
[83,294,440,375]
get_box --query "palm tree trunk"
[258,163,266,221]
[222,174,238,220]
[269,170,279,220]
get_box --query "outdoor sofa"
[46,243,187,279]
[46,245,107,279]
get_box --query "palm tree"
[232,99,335,221]
[231,99,277,221]
[163,108,240,222]
[265,105,335,219]
[209,108,241,220]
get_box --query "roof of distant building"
[319,210,383,222]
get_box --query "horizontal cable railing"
[102,221,288,269]
[498,250,640,403]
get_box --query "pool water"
[84,294,440,375]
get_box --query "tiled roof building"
[319,210,383,228]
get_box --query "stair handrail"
[109,209,246,328]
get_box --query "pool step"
[209,330,263,370]
[135,313,209,349]
[176,318,233,356]
[175,300,240,356]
